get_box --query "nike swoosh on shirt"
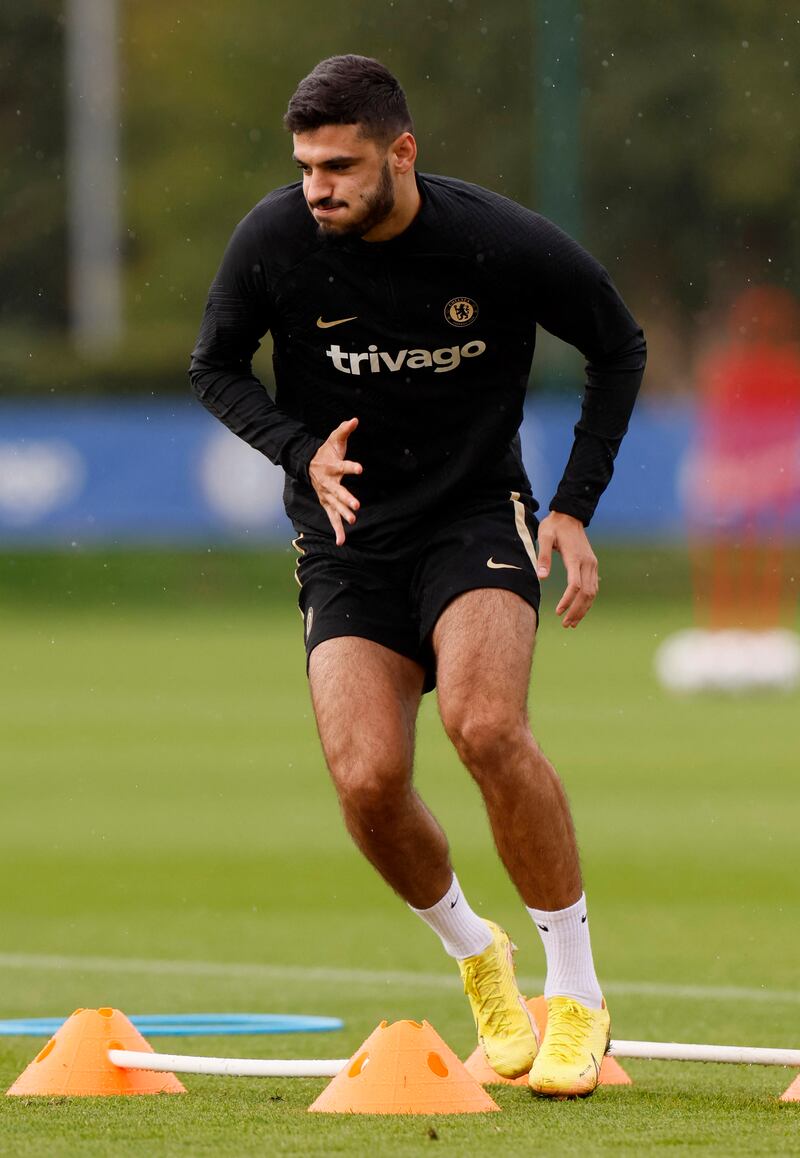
[316,315,358,328]
[486,557,523,570]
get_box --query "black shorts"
[293,491,541,692]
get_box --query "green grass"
[0,550,798,1155]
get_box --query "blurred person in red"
[658,287,800,692]
[691,286,800,629]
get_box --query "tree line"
[1,0,797,396]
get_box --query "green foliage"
[0,3,66,329]
[582,3,800,307]
[1,1,797,396]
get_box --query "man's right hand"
[308,417,363,546]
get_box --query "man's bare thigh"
[432,589,537,713]
[309,637,425,768]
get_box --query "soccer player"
[190,55,646,1098]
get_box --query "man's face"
[293,124,396,238]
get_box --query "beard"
[314,160,395,239]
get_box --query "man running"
[190,55,646,1098]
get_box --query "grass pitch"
[0,549,798,1156]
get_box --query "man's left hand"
[536,512,599,628]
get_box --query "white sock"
[409,874,493,959]
[526,892,603,1009]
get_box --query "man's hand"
[536,511,599,628]
[308,417,363,546]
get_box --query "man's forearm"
[189,359,323,483]
[549,328,646,525]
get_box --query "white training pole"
[609,1040,800,1067]
[108,1050,348,1078]
[110,1039,800,1078]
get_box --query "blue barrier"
[0,396,781,545]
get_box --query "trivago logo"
[326,339,487,375]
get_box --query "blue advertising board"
[0,396,790,546]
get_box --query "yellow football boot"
[458,921,538,1079]
[528,995,611,1097]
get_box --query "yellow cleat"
[458,921,538,1079]
[528,996,611,1098]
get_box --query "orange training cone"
[464,995,633,1087]
[780,1073,800,1102]
[6,1007,186,1097]
[309,1019,500,1114]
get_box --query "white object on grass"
[655,628,800,693]
[609,1040,800,1067]
[109,1038,800,1077]
[108,1050,348,1077]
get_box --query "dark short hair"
[284,55,414,144]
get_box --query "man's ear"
[391,131,417,174]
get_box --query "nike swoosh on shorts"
[316,315,358,328]
[486,557,523,570]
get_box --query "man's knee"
[326,746,411,823]
[441,699,530,774]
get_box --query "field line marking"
[0,951,797,1006]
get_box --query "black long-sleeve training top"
[190,172,646,554]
